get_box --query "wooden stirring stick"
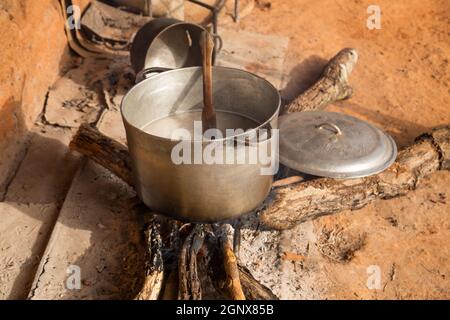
[201,31,216,134]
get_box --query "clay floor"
[0,0,449,299]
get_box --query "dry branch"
[283,48,358,114]
[214,225,246,300]
[160,220,183,300]
[238,265,278,300]
[178,225,204,300]
[203,228,245,300]
[202,227,278,300]
[135,218,164,300]
[69,123,134,186]
[259,126,450,230]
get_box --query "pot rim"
[121,66,281,143]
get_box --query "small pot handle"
[212,34,223,63]
[135,67,172,83]
[233,121,275,146]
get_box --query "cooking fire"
[0,0,448,309]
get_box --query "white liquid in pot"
[141,110,260,139]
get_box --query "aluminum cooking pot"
[130,18,206,78]
[121,66,280,222]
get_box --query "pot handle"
[234,121,275,146]
[212,34,223,62]
[135,67,172,83]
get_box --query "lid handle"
[316,122,342,135]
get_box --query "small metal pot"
[130,18,206,77]
[121,66,280,222]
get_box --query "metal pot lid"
[278,111,397,178]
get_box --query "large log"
[259,126,450,230]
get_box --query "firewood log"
[282,48,358,114]
[238,265,278,300]
[202,228,246,300]
[178,225,204,300]
[259,126,450,229]
[135,217,164,300]
[69,124,134,186]
[213,225,246,300]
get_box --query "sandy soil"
[234,0,449,299]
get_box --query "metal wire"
[187,0,226,63]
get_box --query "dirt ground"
[235,0,449,299]
[0,0,449,299]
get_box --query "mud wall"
[0,0,82,192]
